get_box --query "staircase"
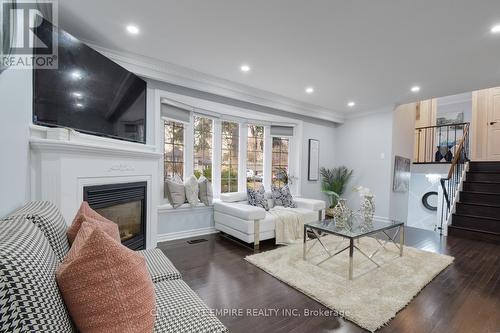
[449,161,500,243]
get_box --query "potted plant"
[320,166,353,215]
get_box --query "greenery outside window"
[164,120,184,180]
[193,116,213,181]
[221,121,239,193]
[272,137,289,187]
[247,125,264,189]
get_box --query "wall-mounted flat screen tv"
[33,18,147,143]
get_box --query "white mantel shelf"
[29,138,163,159]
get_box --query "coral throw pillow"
[67,201,120,244]
[56,222,156,333]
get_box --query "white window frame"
[156,90,300,202]
[220,120,240,194]
[270,135,292,188]
[162,119,186,180]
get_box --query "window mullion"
[184,115,194,177]
[263,125,272,190]
[213,119,222,198]
[239,123,248,192]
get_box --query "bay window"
[164,120,184,180]
[221,121,239,193]
[193,116,213,181]
[162,97,296,200]
[247,125,264,189]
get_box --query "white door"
[487,88,500,160]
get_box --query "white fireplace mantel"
[29,125,162,249]
[30,138,162,159]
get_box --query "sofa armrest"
[214,202,266,221]
[294,197,326,211]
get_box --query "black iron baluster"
[424,128,428,163]
[417,130,421,163]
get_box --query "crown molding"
[83,41,345,124]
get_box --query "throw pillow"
[184,174,199,206]
[165,174,186,208]
[247,185,269,211]
[271,184,297,208]
[67,201,121,244]
[198,176,214,206]
[56,222,156,333]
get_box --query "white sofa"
[214,192,326,250]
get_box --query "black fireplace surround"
[83,182,146,250]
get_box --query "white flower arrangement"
[353,186,374,197]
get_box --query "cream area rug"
[245,235,453,332]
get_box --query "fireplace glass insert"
[83,182,146,250]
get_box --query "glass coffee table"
[303,215,404,280]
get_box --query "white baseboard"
[156,227,219,243]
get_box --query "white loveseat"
[214,192,325,250]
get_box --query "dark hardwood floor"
[157,227,500,333]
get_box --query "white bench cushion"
[220,192,247,202]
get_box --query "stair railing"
[439,123,470,235]
[414,122,469,163]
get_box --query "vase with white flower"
[353,186,375,223]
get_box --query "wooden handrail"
[446,123,470,179]
[415,122,469,131]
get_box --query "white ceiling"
[58,0,500,115]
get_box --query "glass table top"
[305,215,404,239]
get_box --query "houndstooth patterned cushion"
[0,217,75,333]
[271,185,297,208]
[137,248,182,283]
[7,201,70,262]
[153,279,227,333]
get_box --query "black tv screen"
[33,19,147,143]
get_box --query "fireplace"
[83,182,147,250]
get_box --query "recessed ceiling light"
[240,64,250,72]
[126,24,140,35]
[347,101,356,107]
[305,87,314,94]
[75,103,84,108]
[491,25,500,34]
[72,92,83,98]
[71,70,82,80]
[411,86,421,93]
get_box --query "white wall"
[436,92,472,123]
[0,69,32,217]
[334,104,417,221]
[300,121,337,203]
[389,103,417,222]
[407,173,441,231]
[335,109,394,216]
[407,163,448,231]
